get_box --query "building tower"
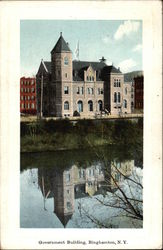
[53,167,74,227]
[51,32,73,117]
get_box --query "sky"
[20,20,142,77]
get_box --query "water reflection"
[21,146,143,228]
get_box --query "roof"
[44,61,51,73]
[37,60,122,81]
[51,33,71,53]
[73,60,106,81]
[56,213,73,227]
[124,71,144,82]
[102,65,122,74]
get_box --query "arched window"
[87,76,89,81]
[98,100,103,111]
[123,99,127,108]
[64,101,69,110]
[88,100,93,111]
[125,87,127,95]
[118,92,121,103]
[114,92,117,103]
[77,100,83,112]
[64,57,68,65]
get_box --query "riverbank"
[21,118,143,153]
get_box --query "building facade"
[20,77,37,114]
[134,76,144,110]
[36,33,132,118]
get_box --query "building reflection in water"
[38,159,134,227]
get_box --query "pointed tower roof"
[51,32,71,54]
[55,213,73,227]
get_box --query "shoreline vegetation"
[21,118,143,153]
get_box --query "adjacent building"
[134,75,144,110]
[20,77,37,114]
[36,33,132,118]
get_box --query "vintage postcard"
[0,1,162,249]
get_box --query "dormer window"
[64,57,68,65]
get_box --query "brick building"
[134,76,144,110]
[20,77,37,114]
[36,33,132,118]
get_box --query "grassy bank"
[21,118,143,153]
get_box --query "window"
[114,79,121,87]
[28,96,30,100]
[98,100,103,111]
[131,101,134,108]
[21,96,23,101]
[92,76,94,81]
[64,57,68,65]
[66,172,71,182]
[31,88,35,93]
[114,92,117,103]
[24,96,27,100]
[31,103,35,109]
[31,80,34,85]
[27,103,30,109]
[98,88,103,95]
[87,76,89,81]
[21,81,23,85]
[67,202,72,210]
[88,100,93,111]
[88,88,94,95]
[64,101,69,110]
[131,94,134,98]
[79,169,85,178]
[64,86,69,94]
[65,73,68,78]
[21,103,24,108]
[118,92,121,103]
[78,87,84,95]
[77,100,83,112]
[124,99,127,108]
[125,87,127,95]
[21,88,23,93]
[80,87,84,95]
[77,87,80,94]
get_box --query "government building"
[36,33,132,118]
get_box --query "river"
[20,145,143,228]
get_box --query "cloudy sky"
[20,20,142,76]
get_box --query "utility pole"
[40,73,43,118]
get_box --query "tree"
[78,140,143,228]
